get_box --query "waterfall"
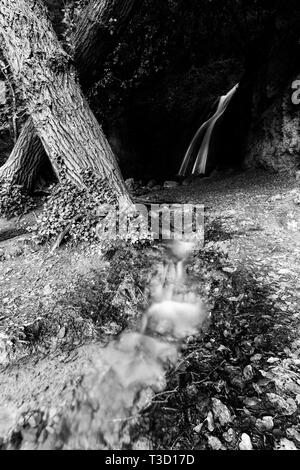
[179,83,239,177]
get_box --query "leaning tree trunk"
[0,119,49,190]
[0,0,129,202]
[74,0,138,90]
[0,116,46,188]
[0,0,139,191]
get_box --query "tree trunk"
[74,0,138,90]
[0,116,49,188]
[0,118,49,190]
[0,0,129,202]
[0,0,138,193]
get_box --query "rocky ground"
[0,169,300,450]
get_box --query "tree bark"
[0,116,40,186]
[0,0,129,202]
[74,0,138,90]
[0,118,49,190]
[0,0,138,193]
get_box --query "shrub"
[33,170,113,244]
[33,170,152,247]
[0,181,36,219]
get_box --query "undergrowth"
[0,181,36,219]
[32,170,116,244]
[32,170,153,248]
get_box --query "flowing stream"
[179,83,239,176]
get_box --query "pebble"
[57,327,66,339]
[222,267,237,274]
[243,397,260,408]
[250,354,262,362]
[239,433,253,450]
[255,416,274,432]
[286,427,300,446]
[207,435,226,450]
[267,357,280,364]
[207,411,215,432]
[211,398,232,426]
[193,423,203,434]
[278,438,297,450]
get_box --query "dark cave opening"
[108,72,251,183]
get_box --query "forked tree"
[0,0,137,200]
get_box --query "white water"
[178,83,239,176]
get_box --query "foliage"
[33,169,152,247]
[87,0,274,121]
[60,0,89,50]
[0,181,36,219]
[33,170,115,244]
[53,0,276,124]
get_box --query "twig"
[153,387,179,399]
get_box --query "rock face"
[245,79,300,173]
[243,9,300,174]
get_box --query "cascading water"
[179,83,239,177]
